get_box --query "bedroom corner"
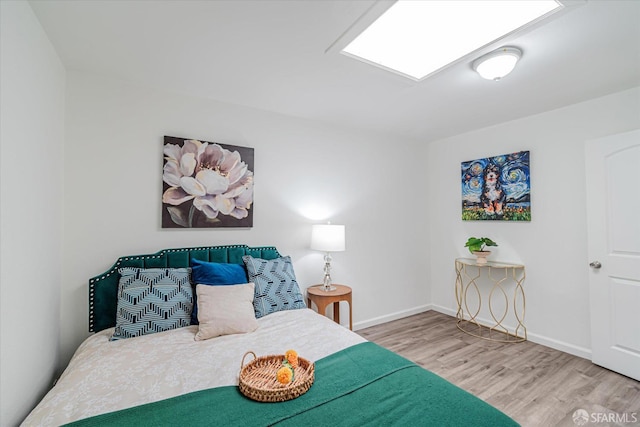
[0,2,66,426]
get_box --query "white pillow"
[194,282,258,341]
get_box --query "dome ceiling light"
[472,47,523,81]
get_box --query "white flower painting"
[162,136,254,228]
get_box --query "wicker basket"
[238,351,315,402]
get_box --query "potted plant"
[464,237,497,264]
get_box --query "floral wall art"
[461,151,530,221]
[162,136,254,228]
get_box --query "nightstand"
[306,284,352,330]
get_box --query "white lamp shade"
[310,224,346,252]
[473,47,522,81]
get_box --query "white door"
[585,129,640,381]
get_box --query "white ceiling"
[29,0,640,142]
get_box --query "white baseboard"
[431,304,456,317]
[430,304,592,360]
[353,304,432,331]
[525,332,591,360]
[355,304,592,361]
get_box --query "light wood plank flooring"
[357,311,640,427]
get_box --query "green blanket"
[66,342,518,426]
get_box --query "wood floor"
[357,311,640,427]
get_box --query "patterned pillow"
[242,255,306,318]
[111,267,193,341]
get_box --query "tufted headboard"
[88,244,281,333]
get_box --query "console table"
[455,258,526,342]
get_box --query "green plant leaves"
[464,237,498,253]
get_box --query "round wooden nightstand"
[306,284,352,330]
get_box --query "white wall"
[61,71,430,365]
[426,87,640,357]
[0,2,66,426]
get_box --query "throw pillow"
[191,258,248,285]
[194,282,258,340]
[111,267,193,341]
[189,259,249,325]
[242,255,306,319]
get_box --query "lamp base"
[321,252,336,292]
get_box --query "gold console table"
[455,258,526,343]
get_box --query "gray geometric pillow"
[111,268,193,341]
[242,255,306,318]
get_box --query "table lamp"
[310,223,345,291]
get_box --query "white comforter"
[22,309,365,426]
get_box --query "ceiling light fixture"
[339,0,561,81]
[473,47,522,81]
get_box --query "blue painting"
[461,151,530,221]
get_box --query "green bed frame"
[88,244,281,333]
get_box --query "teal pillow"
[191,258,248,284]
[111,268,193,341]
[242,255,306,318]
[190,259,248,324]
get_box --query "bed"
[22,244,518,426]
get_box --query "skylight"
[341,0,562,80]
